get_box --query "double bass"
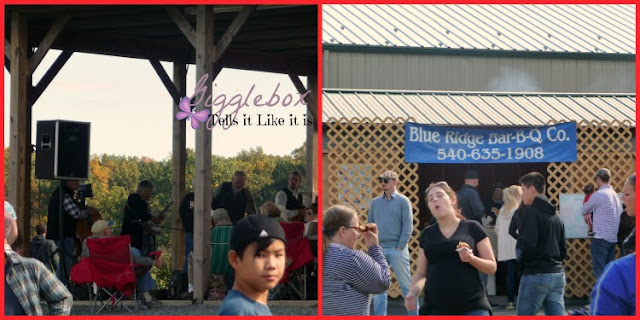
[74,185,102,257]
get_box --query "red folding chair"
[269,221,315,300]
[71,235,141,313]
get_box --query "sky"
[4,50,310,160]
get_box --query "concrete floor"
[384,296,589,316]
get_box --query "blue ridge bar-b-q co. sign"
[404,122,577,164]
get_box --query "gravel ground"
[68,300,318,316]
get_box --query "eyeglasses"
[378,177,395,184]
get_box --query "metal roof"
[322,90,636,126]
[323,4,635,54]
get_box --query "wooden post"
[193,5,214,304]
[170,61,187,272]
[9,12,32,254]
[305,74,318,205]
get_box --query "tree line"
[4,145,306,250]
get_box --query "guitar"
[144,201,173,236]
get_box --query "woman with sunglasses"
[590,172,635,315]
[405,182,497,315]
[322,205,391,315]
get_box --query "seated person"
[260,201,284,222]
[82,220,163,309]
[29,222,60,272]
[182,208,233,300]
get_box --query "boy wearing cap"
[218,215,287,315]
[581,168,622,279]
[368,170,417,315]
[82,220,164,308]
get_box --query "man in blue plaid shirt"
[5,201,72,315]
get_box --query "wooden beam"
[165,6,196,49]
[289,74,317,121]
[5,38,10,59]
[149,58,181,104]
[30,49,73,106]
[219,50,315,76]
[170,61,187,272]
[305,74,318,208]
[9,12,32,256]
[215,5,256,61]
[29,14,71,75]
[193,5,214,305]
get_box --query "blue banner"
[405,122,577,163]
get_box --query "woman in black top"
[405,181,497,315]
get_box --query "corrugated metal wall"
[323,51,635,93]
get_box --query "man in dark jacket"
[211,171,257,224]
[29,223,59,272]
[515,171,567,316]
[457,169,484,224]
[121,180,163,255]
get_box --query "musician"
[121,180,163,255]
[178,190,194,274]
[212,171,257,225]
[275,171,306,221]
[47,179,93,282]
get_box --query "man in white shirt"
[275,171,306,221]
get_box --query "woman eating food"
[322,205,391,315]
[405,181,497,315]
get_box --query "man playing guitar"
[121,180,165,255]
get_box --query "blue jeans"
[591,238,616,279]
[131,247,156,293]
[183,232,194,273]
[516,273,565,315]
[372,247,418,316]
[464,309,491,315]
[505,259,518,303]
[54,237,75,282]
[142,236,155,256]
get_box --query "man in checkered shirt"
[581,168,622,279]
[46,180,93,282]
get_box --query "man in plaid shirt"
[581,168,622,279]
[46,180,94,282]
[5,201,72,315]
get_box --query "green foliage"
[151,246,172,289]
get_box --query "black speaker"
[35,120,91,180]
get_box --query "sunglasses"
[378,177,395,183]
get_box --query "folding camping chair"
[71,235,142,314]
[210,225,234,299]
[269,221,315,300]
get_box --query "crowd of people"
[3,163,633,316]
[322,168,635,316]
[5,169,315,315]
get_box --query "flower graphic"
[175,97,210,129]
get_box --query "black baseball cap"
[230,215,287,253]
